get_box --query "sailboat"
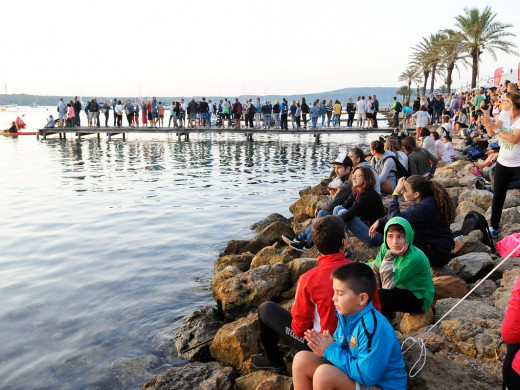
[0,84,18,109]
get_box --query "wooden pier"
[37,126,395,143]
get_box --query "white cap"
[327,178,343,189]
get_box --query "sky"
[2,0,520,98]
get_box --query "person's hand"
[394,177,406,193]
[369,220,380,238]
[304,329,334,357]
[390,242,409,257]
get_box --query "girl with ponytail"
[369,175,455,267]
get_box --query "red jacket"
[290,253,381,338]
[502,276,520,374]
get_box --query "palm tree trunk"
[408,81,412,101]
[422,71,430,96]
[446,61,454,93]
[430,64,437,93]
[471,51,478,89]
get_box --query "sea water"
[0,107,383,389]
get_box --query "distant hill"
[6,87,399,108]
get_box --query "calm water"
[0,107,383,389]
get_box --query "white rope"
[401,336,427,377]
[402,238,520,376]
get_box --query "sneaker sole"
[251,362,285,373]
[289,245,308,253]
[281,235,297,245]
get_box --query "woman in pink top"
[67,102,76,127]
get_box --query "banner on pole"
[494,67,504,86]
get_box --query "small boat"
[1,131,36,137]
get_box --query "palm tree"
[411,33,445,95]
[438,30,470,93]
[453,6,517,88]
[399,67,420,101]
[396,86,411,104]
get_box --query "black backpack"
[249,104,256,115]
[395,101,403,113]
[383,155,409,180]
[453,211,496,253]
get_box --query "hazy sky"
[3,0,519,97]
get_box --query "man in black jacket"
[282,153,353,252]
[73,96,82,127]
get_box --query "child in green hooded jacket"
[370,216,434,318]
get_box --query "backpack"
[465,146,486,161]
[282,103,288,114]
[223,104,229,114]
[382,155,409,180]
[453,211,496,253]
[235,103,242,115]
[249,103,256,115]
[395,101,402,113]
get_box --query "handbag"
[125,109,130,115]
[496,233,520,257]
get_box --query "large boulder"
[250,246,286,269]
[446,187,465,207]
[221,238,271,256]
[456,200,485,216]
[441,317,505,362]
[434,298,501,322]
[435,176,459,188]
[174,305,225,362]
[254,222,294,245]
[210,313,260,370]
[289,195,328,216]
[291,217,312,236]
[250,214,291,233]
[448,252,494,281]
[235,371,292,390]
[433,275,468,301]
[299,184,329,197]
[288,258,318,285]
[458,189,493,210]
[493,268,520,312]
[143,362,236,390]
[214,252,254,273]
[346,236,380,262]
[212,264,290,320]
[452,230,491,256]
[398,310,434,334]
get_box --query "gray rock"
[250,213,291,232]
[452,230,491,257]
[449,252,494,280]
[288,257,318,285]
[434,298,501,322]
[250,246,286,269]
[220,238,270,256]
[458,189,493,210]
[108,355,159,388]
[212,264,289,320]
[143,361,236,390]
[174,305,225,362]
[214,252,254,273]
[254,221,295,245]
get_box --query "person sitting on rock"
[501,274,520,389]
[369,175,455,268]
[401,136,438,179]
[333,165,385,246]
[251,216,381,373]
[282,153,353,252]
[369,217,434,319]
[292,262,406,390]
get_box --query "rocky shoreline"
[143,136,520,390]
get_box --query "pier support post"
[97,133,100,141]
[123,133,126,141]
[314,133,320,144]
[108,133,112,141]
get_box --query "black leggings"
[414,237,452,267]
[258,301,309,362]
[503,344,520,389]
[378,288,424,318]
[491,162,520,230]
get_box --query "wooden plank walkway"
[37,126,395,143]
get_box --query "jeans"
[297,210,332,246]
[255,113,261,128]
[273,113,280,127]
[333,206,383,246]
[321,112,326,127]
[393,113,399,128]
[104,112,109,127]
[264,114,271,128]
[327,111,332,127]
[311,116,318,128]
[74,110,81,126]
[333,114,340,127]
[208,112,212,128]
[347,113,355,127]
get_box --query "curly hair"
[406,175,455,224]
[352,165,376,193]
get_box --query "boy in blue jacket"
[292,262,406,390]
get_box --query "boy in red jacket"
[502,275,520,389]
[251,216,380,373]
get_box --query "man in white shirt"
[355,96,367,129]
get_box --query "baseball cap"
[327,178,343,189]
[331,153,353,168]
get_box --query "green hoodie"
[372,216,434,312]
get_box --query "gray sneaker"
[281,235,300,246]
